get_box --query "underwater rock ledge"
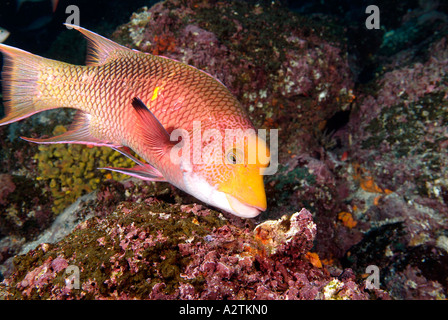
[0,202,388,299]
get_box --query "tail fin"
[0,44,47,125]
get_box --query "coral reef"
[0,199,388,299]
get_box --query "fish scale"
[0,24,270,218]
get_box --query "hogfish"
[0,24,270,218]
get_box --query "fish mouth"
[225,194,263,218]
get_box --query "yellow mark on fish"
[151,86,161,101]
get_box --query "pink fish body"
[0,24,270,218]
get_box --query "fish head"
[181,127,270,218]
[217,131,270,218]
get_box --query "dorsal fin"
[64,23,131,66]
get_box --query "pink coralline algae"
[0,200,388,300]
[15,255,69,298]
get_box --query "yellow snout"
[217,132,270,218]
[218,165,267,217]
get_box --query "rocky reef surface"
[1,0,447,299]
[1,190,387,299]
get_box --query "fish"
[0,27,10,43]
[0,24,270,218]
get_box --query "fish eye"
[226,148,243,165]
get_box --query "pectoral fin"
[131,97,175,158]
